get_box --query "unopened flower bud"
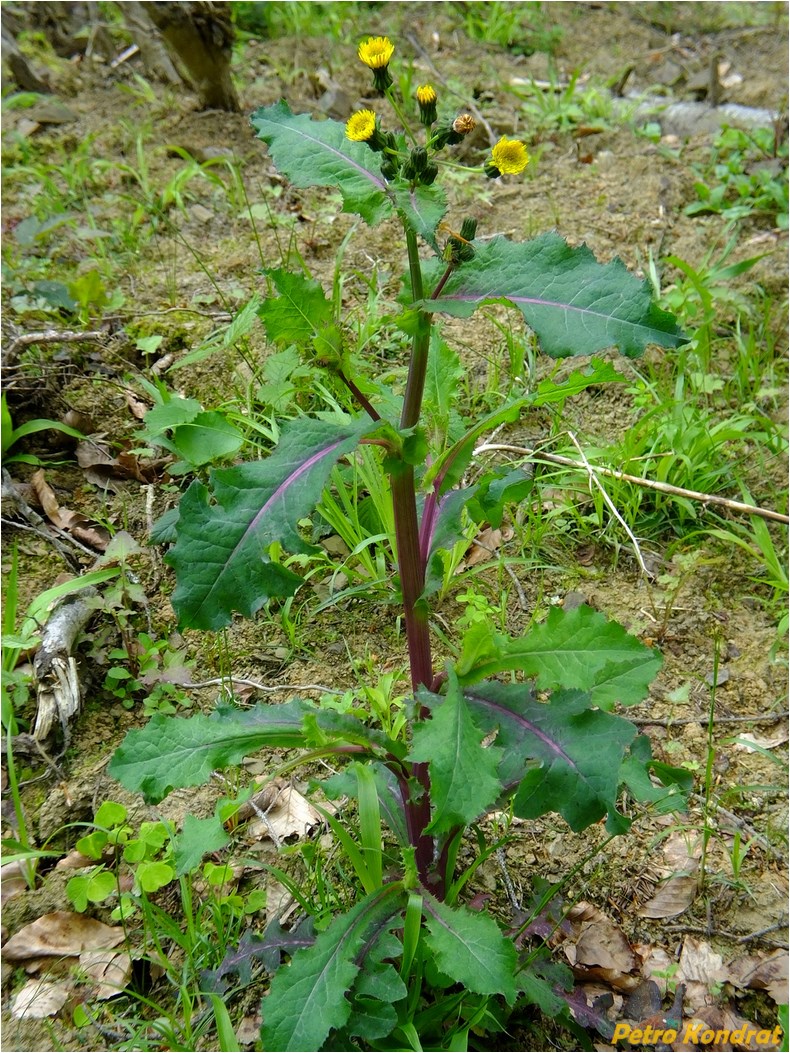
[416,84,437,126]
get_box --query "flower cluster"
[349,36,529,199]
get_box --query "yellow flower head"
[416,84,437,105]
[358,36,395,70]
[346,109,377,142]
[489,136,529,175]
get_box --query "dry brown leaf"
[55,849,99,870]
[29,469,110,550]
[460,524,515,570]
[265,879,294,928]
[635,942,675,995]
[30,468,63,523]
[10,978,69,1019]
[2,911,124,961]
[726,949,789,1004]
[236,1011,262,1046]
[734,731,789,752]
[75,439,114,469]
[687,1006,782,1051]
[124,389,150,420]
[1,861,30,904]
[246,783,322,843]
[563,901,640,991]
[677,937,729,1013]
[677,937,727,985]
[637,833,701,919]
[637,875,698,919]
[79,949,132,1000]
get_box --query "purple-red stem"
[388,226,440,891]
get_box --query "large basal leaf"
[457,604,661,710]
[425,233,687,358]
[108,700,312,804]
[110,700,392,806]
[261,883,405,1052]
[462,683,638,833]
[423,894,518,1002]
[251,101,391,225]
[409,670,503,834]
[168,416,375,630]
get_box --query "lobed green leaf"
[425,233,687,358]
[251,101,391,225]
[423,895,518,1002]
[409,670,502,833]
[261,883,405,1052]
[109,701,311,804]
[167,416,377,630]
[462,683,638,832]
[457,603,661,709]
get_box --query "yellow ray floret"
[490,136,529,175]
[358,36,395,69]
[416,84,437,105]
[346,109,377,142]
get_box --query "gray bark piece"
[33,590,96,743]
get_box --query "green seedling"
[686,124,788,229]
[1,391,86,463]
[109,36,690,1050]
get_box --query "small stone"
[189,203,213,224]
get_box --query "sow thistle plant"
[110,37,690,1051]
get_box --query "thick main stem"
[390,226,437,890]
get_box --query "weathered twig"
[629,710,789,727]
[3,328,104,367]
[473,443,790,524]
[181,676,337,695]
